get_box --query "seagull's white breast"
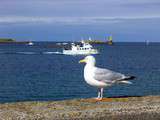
[84,65,107,87]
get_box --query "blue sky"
[0,0,160,42]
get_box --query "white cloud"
[0,16,160,25]
[0,0,160,19]
[0,16,120,25]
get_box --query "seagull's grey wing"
[93,67,125,83]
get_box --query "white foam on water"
[42,51,62,54]
[0,51,63,55]
[16,52,37,55]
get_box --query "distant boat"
[28,41,34,46]
[107,35,113,45]
[81,36,113,45]
[63,41,99,55]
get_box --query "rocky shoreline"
[0,96,160,120]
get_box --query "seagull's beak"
[79,59,86,63]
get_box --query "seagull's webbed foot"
[95,97,102,101]
[94,88,103,101]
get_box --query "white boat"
[28,41,34,46]
[63,41,99,55]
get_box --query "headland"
[0,38,29,44]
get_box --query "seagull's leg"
[97,88,101,99]
[99,88,104,100]
[95,88,103,100]
[95,88,101,100]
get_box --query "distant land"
[0,37,114,45]
[0,38,29,44]
[0,38,15,42]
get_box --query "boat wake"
[42,51,63,55]
[16,52,37,55]
[0,51,63,55]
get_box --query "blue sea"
[0,42,160,103]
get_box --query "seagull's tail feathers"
[123,76,136,80]
[120,80,132,84]
[116,76,136,84]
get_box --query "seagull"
[79,55,135,100]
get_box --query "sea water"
[0,42,160,102]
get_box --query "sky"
[0,0,160,42]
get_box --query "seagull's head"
[79,55,96,66]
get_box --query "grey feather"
[93,67,126,83]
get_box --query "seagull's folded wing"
[93,67,125,83]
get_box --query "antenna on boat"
[89,37,92,41]
[81,37,84,41]
[71,35,75,44]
